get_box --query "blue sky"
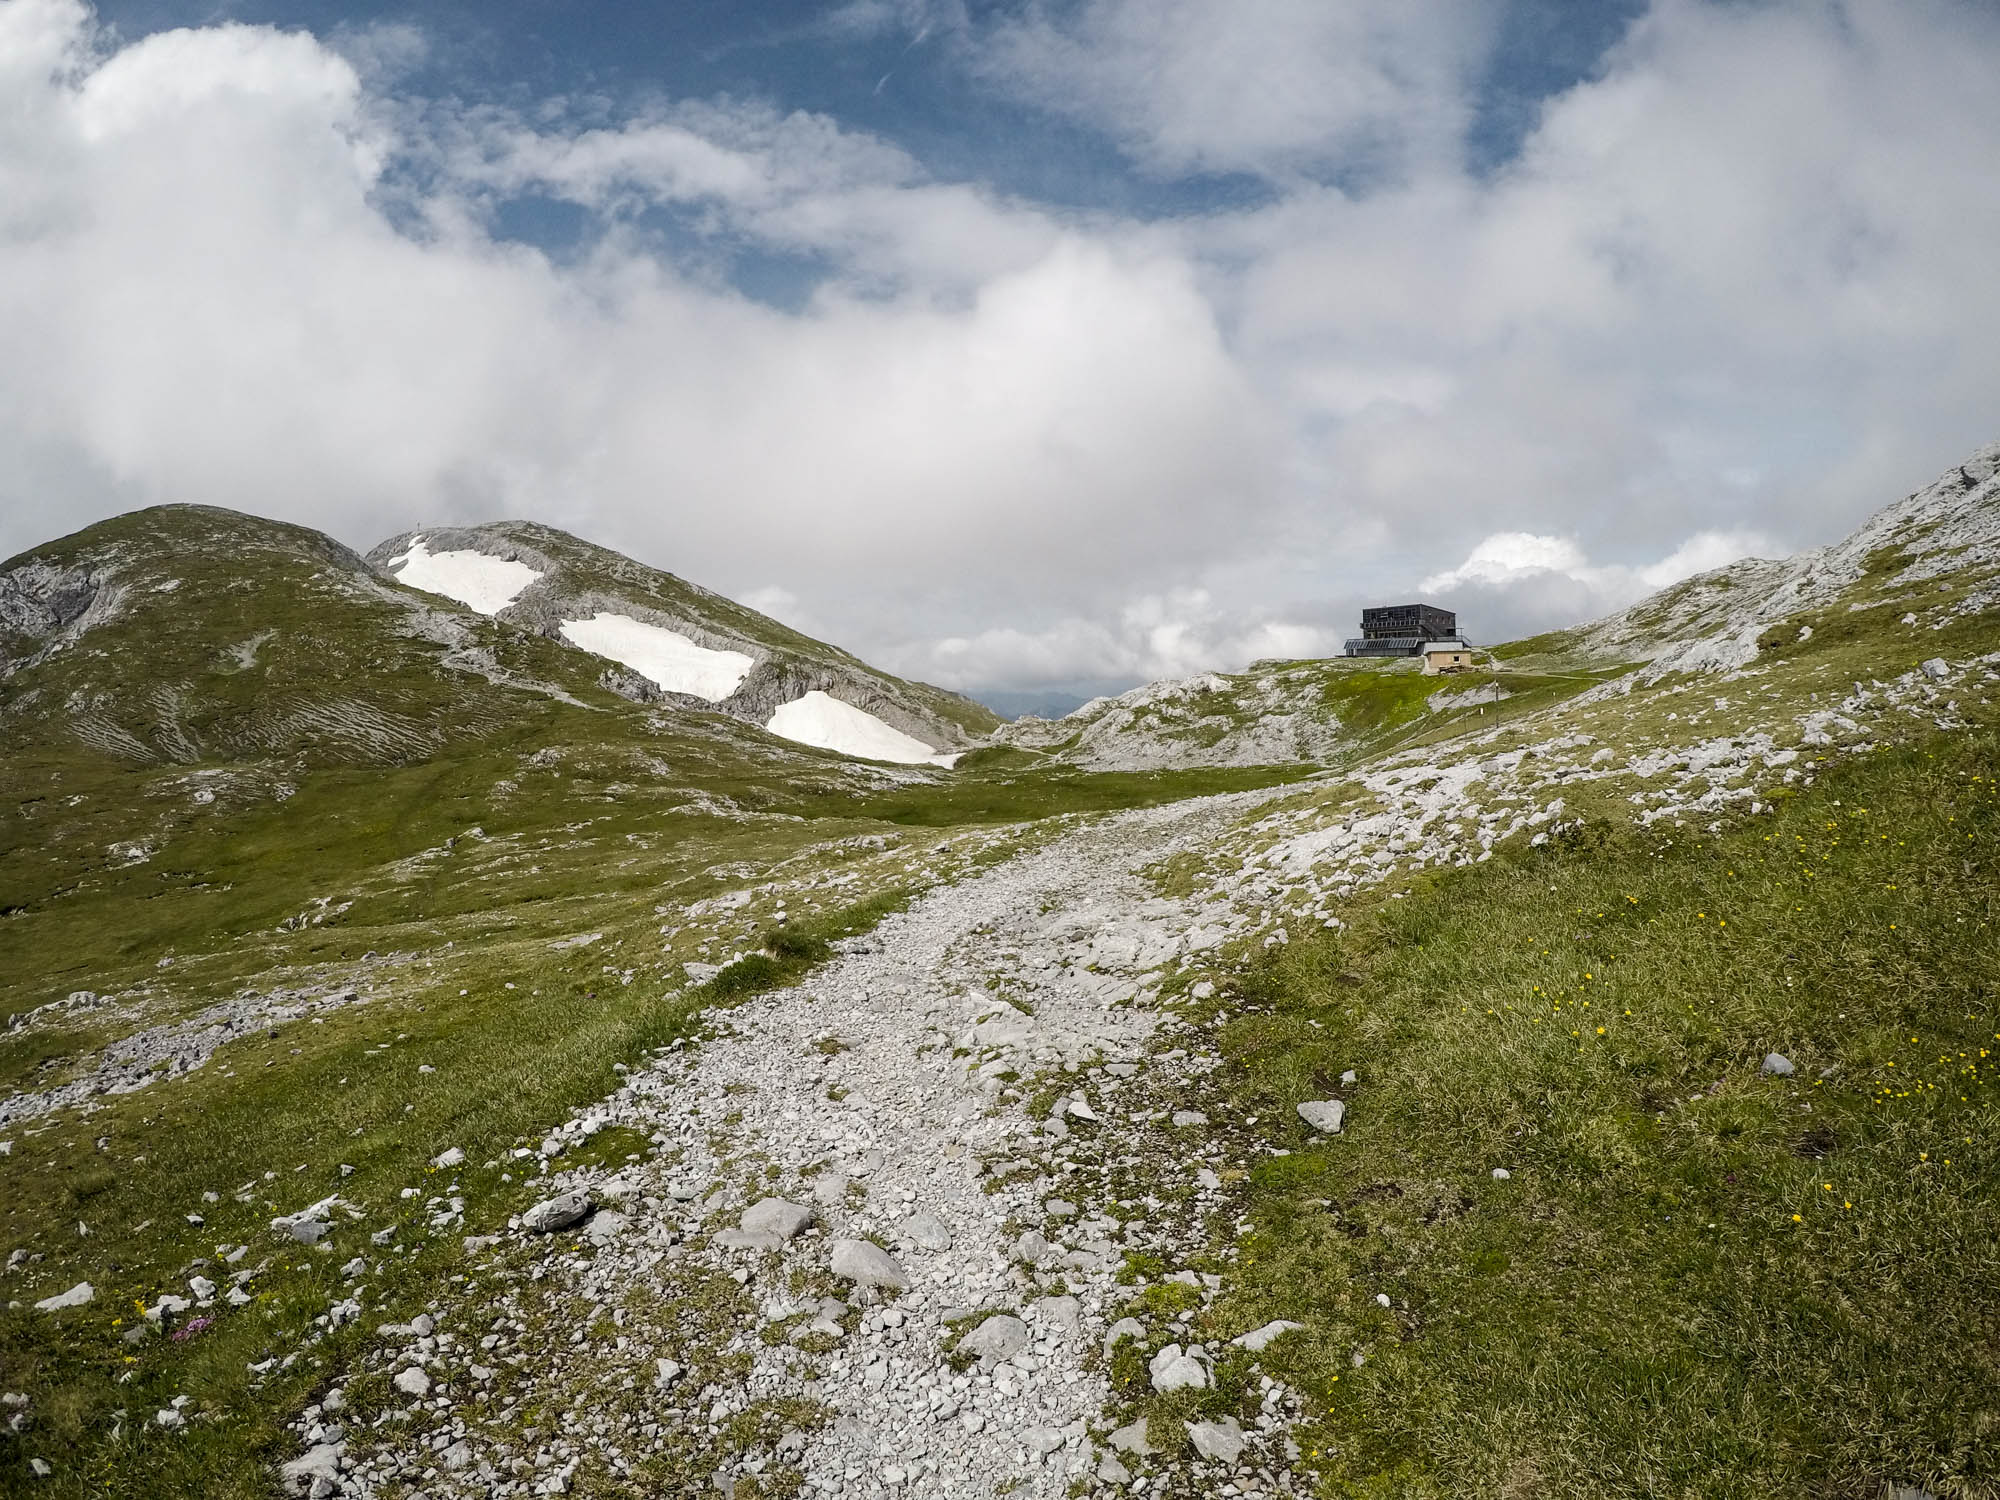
[6,0,2000,695]
[88,0,1648,263]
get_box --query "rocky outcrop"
[0,558,121,678]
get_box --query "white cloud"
[977,0,1492,180]
[1418,526,1776,641]
[913,589,1344,690]
[0,0,1269,627]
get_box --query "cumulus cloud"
[3,0,2000,695]
[0,0,1270,624]
[1417,527,1776,641]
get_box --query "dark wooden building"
[1343,603,1462,659]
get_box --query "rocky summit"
[3,442,1998,1498]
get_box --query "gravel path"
[314,789,1285,1500]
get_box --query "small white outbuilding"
[1421,640,1474,675]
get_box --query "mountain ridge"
[367,520,996,762]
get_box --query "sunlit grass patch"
[1204,728,2000,1497]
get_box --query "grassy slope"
[0,730,1300,1495]
[1138,726,1998,1498]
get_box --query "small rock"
[583,1211,628,1245]
[1231,1319,1303,1352]
[1012,1230,1049,1265]
[1097,1454,1132,1484]
[897,1210,952,1251]
[1340,1069,1358,1085]
[1025,1425,1065,1458]
[1492,1168,1511,1180]
[34,1282,93,1312]
[1186,1415,1246,1464]
[1297,1100,1345,1134]
[1032,1295,1081,1335]
[520,1190,594,1234]
[828,1239,907,1290]
[1104,1317,1146,1355]
[740,1199,813,1242]
[1170,1110,1208,1128]
[410,1313,435,1336]
[430,1148,465,1170]
[1148,1343,1208,1393]
[1921,658,1949,681]
[393,1367,431,1398]
[188,1275,217,1301]
[155,1408,183,1430]
[957,1314,1029,1365]
[1761,1053,1795,1077]
[1108,1416,1154,1455]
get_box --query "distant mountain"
[368,522,996,765]
[974,689,1101,722]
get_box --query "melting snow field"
[387,538,541,616]
[558,612,754,703]
[766,690,957,766]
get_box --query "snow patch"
[766,690,954,766]
[386,537,540,616]
[558,612,752,703]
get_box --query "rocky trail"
[303,789,1306,1500]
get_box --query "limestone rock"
[740,1198,813,1242]
[957,1313,1029,1365]
[521,1190,594,1234]
[1186,1415,1246,1464]
[897,1210,952,1251]
[1297,1099,1345,1134]
[828,1238,907,1290]
[1109,1416,1155,1455]
[1103,1316,1146,1355]
[1148,1343,1208,1393]
[1231,1319,1303,1352]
